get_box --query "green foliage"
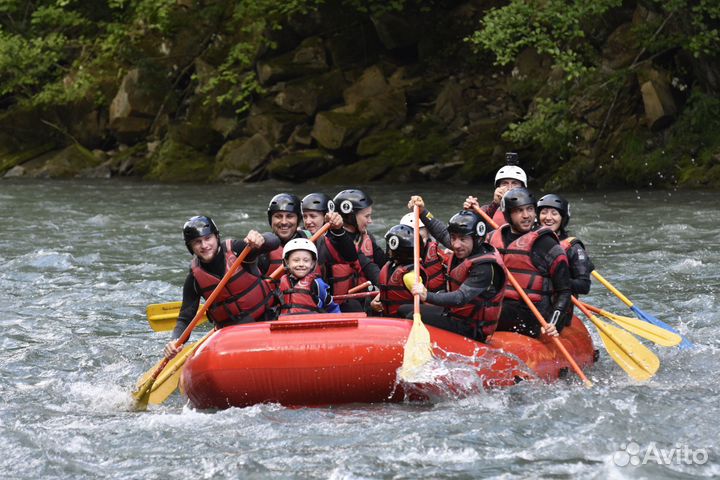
[469,0,623,81]
[613,91,720,187]
[502,97,581,157]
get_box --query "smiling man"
[259,193,309,277]
[485,188,572,338]
[165,215,280,359]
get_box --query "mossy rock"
[543,155,597,191]
[356,130,404,157]
[37,144,102,178]
[145,140,214,182]
[359,130,450,167]
[316,157,392,184]
[0,143,56,176]
[454,139,498,183]
[267,150,341,181]
[110,143,153,177]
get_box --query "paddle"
[137,223,337,407]
[349,280,372,293]
[591,270,693,349]
[398,205,433,381]
[136,329,215,405]
[472,205,592,387]
[145,223,334,332]
[334,291,380,301]
[147,301,208,332]
[572,298,659,381]
[132,245,254,410]
[580,301,681,347]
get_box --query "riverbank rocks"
[146,139,213,182]
[109,68,174,143]
[214,134,272,181]
[267,150,340,181]
[638,68,677,131]
[3,1,718,188]
[256,37,329,85]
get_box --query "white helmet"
[282,238,317,259]
[494,165,527,187]
[400,212,425,228]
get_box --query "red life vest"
[378,262,414,317]
[445,248,506,339]
[278,272,321,315]
[423,241,446,292]
[331,232,373,298]
[492,208,507,228]
[191,240,274,325]
[487,225,554,303]
[264,245,284,278]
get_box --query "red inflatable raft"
[180,313,596,409]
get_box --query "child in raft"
[276,238,341,315]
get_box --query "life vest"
[492,208,507,228]
[445,248,506,339]
[560,236,587,254]
[331,232,374,298]
[378,262,414,317]
[423,241,446,292]
[278,272,321,315]
[487,225,555,303]
[191,239,274,325]
[264,245,284,277]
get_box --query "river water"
[1,179,718,479]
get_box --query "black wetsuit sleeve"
[253,233,282,274]
[425,262,494,307]
[567,243,594,295]
[371,234,387,267]
[327,228,358,263]
[420,209,452,249]
[358,252,380,286]
[173,272,201,340]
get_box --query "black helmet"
[301,193,335,214]
[500,188,536,224]
[384,224,415,264]
[333,189,373,226]
[183,215,219,254]
[537,194,570,229]
[447,210,488,241]
[267,193,301,225]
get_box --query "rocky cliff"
[2,0,719,189]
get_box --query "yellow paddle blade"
[597,309,681,347]
[146,302,208,332]
[402,272,422,291]
[148,339,203,404]
[589,316,660,381]
[132,375,154,410]
[132,355,170,410]
[398,313,433,382]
